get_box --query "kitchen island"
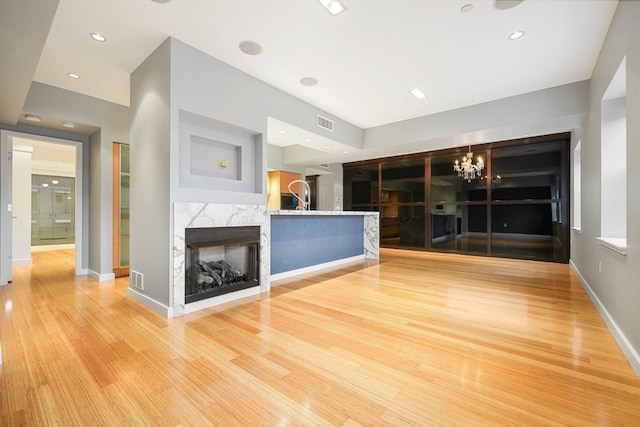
[269,210,379,280]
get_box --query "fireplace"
[185,226,260,304]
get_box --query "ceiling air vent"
[317,114,334,132]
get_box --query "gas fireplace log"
[216,260,242,277]
[193,258,250,292]
[207,260,242,279]
[198,273,216,286]
[199,271,222,286]
[197,260,218,276]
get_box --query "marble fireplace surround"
[173,203,270,317]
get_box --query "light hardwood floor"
[1,248,639,426]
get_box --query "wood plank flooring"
[1,248,639,426]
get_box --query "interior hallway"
[1,248,639,426]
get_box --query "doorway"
[0,130,84,285]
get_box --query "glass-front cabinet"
[343,135,569,262]
[113,143,130,277]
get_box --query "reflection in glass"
[344,163,379,207]
[431,153,487,202]
[31,175,75,246]
[119,144,130,267]
[381,160,425,203]
[490,141,564,260]
[343,137,568,262]
[378,160,426,248]
[381,205,426,248]
[491,142,562,201]
[431,204,487,254]
[491,202,562,260]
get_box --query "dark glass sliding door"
[343,134,570,263]
[380,160,425,248]
[430,151,488,255]
[489,141,567,261]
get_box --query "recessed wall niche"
[179,110,261,194]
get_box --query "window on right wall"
[573,140,582,231]
[599,56,627,255]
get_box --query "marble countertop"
[269,210,379,216]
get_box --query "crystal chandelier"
[453,145,484,182]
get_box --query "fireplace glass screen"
[185,226,260,304]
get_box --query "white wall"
[267,144,305,176]
[600,97,627,239]
[11,148,31,265]
[316,174,334,211]
[570,0,640,376]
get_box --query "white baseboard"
[31,243,75,251]
[12,258,32,265]
[127,287,173,318]
[88,270,115,282]
[570,260,640,378]
[270,254,365,282]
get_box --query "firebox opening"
[185,226,260,304]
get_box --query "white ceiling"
[4,0,618,164]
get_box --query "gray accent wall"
[129,37,361,312]
[570,0,640,376]
[130,38,172,307]
[21,83,128,278]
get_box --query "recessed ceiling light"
[42,183,49,187]
[90,33,106,42]
[304,138,311,142]
[279,129,286,134]
[51,180,59,184]
[460,4,473,13]
[509,30,525,40]
[25,114,41,122]
[324,145,332,149]
[300,77,318,87]
[239,40,263,55]
[318,0,347,16]
[67,72,80,79]
[62,121,75,128]
[410,88,427,99]
[342,150,348,154]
